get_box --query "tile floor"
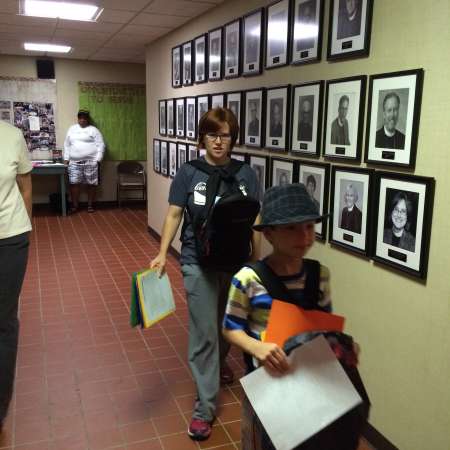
[0,207,373,450]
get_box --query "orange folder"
[263,300,345,347]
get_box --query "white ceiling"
[0,0,225,64]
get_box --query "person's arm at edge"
[149,204,183,277]
[63,127,71,164]
[94,127,105,162]
[16,172,32,220]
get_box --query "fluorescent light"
[24,42,72,53]
[23,0,102,21]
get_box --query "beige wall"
[146,1,450,449]
[0,54,146,203]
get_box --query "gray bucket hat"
[253,183,328,231]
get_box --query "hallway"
[0,208,372,450]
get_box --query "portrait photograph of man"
[269,10,288,57]
[375,90,408,150]
[226,29,238,69]
[187,104,195,133]
[275,168,290,186]
[167,103,174,132]
[245,26,258,64]
[184,54,191,82]
[296,0,317,51]
[210,37,220,72]
[177,104,184,134]
[297,95,314,142]
[196,40,205,78]
[330,94,351,145]
[269,98,284,137]
[337,0,362,39]
[172,48,180,85]
[304,173,321,211]
[247,99,260,137]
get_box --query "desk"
[32,164,67,216]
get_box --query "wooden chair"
[117,161,146,207]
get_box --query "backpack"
[185,159,260,272]
[243,259,370,450]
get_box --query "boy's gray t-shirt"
[169,157,260,265]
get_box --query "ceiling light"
[24,43,72,53]
[22,0,103,21]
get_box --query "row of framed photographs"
[159,68,424,168]
[172,0,373,87]
[153,138,435,280]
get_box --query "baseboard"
[363,423,399,450]
[147,225,181,259]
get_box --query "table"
[32,164,67,216]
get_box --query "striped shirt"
[223,263,332,341]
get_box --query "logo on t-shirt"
[193,182,206,205]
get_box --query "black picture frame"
[243,8,264,76]
[224,18,242,79]
[182,40,194,86]
[291,0,324,65]
[265,0,291,69]
[160,140,168,176]
[265,85,291,151]
[194,34,208,84]
[298,160,330,240]
[166,99,175,137]
[211,93,225,109]
[188,144,198,161]
[244,88,266,148]
[291,81,324,157]
[168,141,177,178]
[249,154,270,200]
[196,94,210,128]
[172,45,182,88]
[327,0,373,60]
[225,91,243,144]
[185,97,197,141]
[158,99,166,136]
[153,138,161,173]
[323,75,367,161]
[208,27,223,81]
[371,172,435,280]
[329,165,374,255]
[175,97,185,138]
[270,157,298,187]
[364,68,424,169]
[177,142,187,169]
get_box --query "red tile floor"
[0,207,373,450]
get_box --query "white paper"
[29,115,40,131]
[240,335,362,450]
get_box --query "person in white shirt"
[0,121,32,433]
[64,110,105,213]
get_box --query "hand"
[252,342,289,373]
[150,253,166,278]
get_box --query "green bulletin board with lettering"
[78,81,146,161]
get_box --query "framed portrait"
[265,85,290,151]
[172,45,182,88]
[224,19,241,78]
[158,99,166,136]
[327,0,373,60]
[194,34,208,84]
[323,75,366,161]
[153,139,161,173]
[230,151,248,162]
[177,142,187,169]
[270,157,298,187]
[291,81,324,156]
[244,88,265,148]
[298,161,330,240]
[291,0,324,64]
[211,93,225,109]
[365,68,424,169]
[197,95,210,127]
[243,8,264,76]
[226,91,243,144]
[265,0,290,69]
[160,140,168,176]
[329,166,373,255]
[208,27,223,81]
[182,41,193,86]
[185,97,197,140]
[175,98,185,138]
[372,172,435,279]
[168,141,177,178]
[188,144,198,161]
[249,154,269,200]
[166,99,175,137]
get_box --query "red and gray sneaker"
[188,418,212,441]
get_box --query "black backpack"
[244,259,370,450]
[186,159,260,272]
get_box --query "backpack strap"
[303,258,320,305]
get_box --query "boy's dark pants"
[0,233,29,424]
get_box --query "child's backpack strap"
[303,258,320,305]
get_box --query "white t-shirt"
[0,121,32,239]
[63,124,105,162]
